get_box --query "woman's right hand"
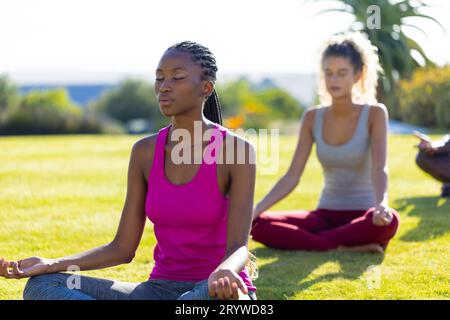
[0,257,54,279]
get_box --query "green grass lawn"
[0,133,449,299]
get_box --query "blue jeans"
[23,272,257,300]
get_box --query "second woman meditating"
[251,33,399,254]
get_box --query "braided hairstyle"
[165,41,223,125]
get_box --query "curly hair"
[317,32,383,106]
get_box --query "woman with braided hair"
[251,33,400,254]
[0,41,257,300]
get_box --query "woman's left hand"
[372,204,393,226]
[208,269,248,300]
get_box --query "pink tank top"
[145,122,256,292]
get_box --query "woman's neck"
[330,96,355,116]
[170,113,209,140]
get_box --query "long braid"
[203,89,222,125]
[166,41,223,125]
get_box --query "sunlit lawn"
[0,133,449,299]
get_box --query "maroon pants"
[251,208,399,251]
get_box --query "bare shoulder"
[367,103,388,128]
[225,130,255,157]
[300,105,320,130]
[130,133,158,172]
[132,133,158,155]
[221,127,256,166]
[369,103,389,118]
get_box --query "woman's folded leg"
[23,272,189,300]
[317,207,400,249]
[251,212,337,251]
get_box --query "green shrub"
[398,66,450,128]
[90,79,164,128]
[0,88,116,135]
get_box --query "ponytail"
[203,89,223,125]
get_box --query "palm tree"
[306,0,446,118]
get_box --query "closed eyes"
[155,77,186,81]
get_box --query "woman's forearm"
[254,174,299,216]
[372,168,389,206]
[48,242,132,273]
[214,246,248,274]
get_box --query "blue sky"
[1,0,449,84]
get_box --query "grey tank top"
[312,105,376,210]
